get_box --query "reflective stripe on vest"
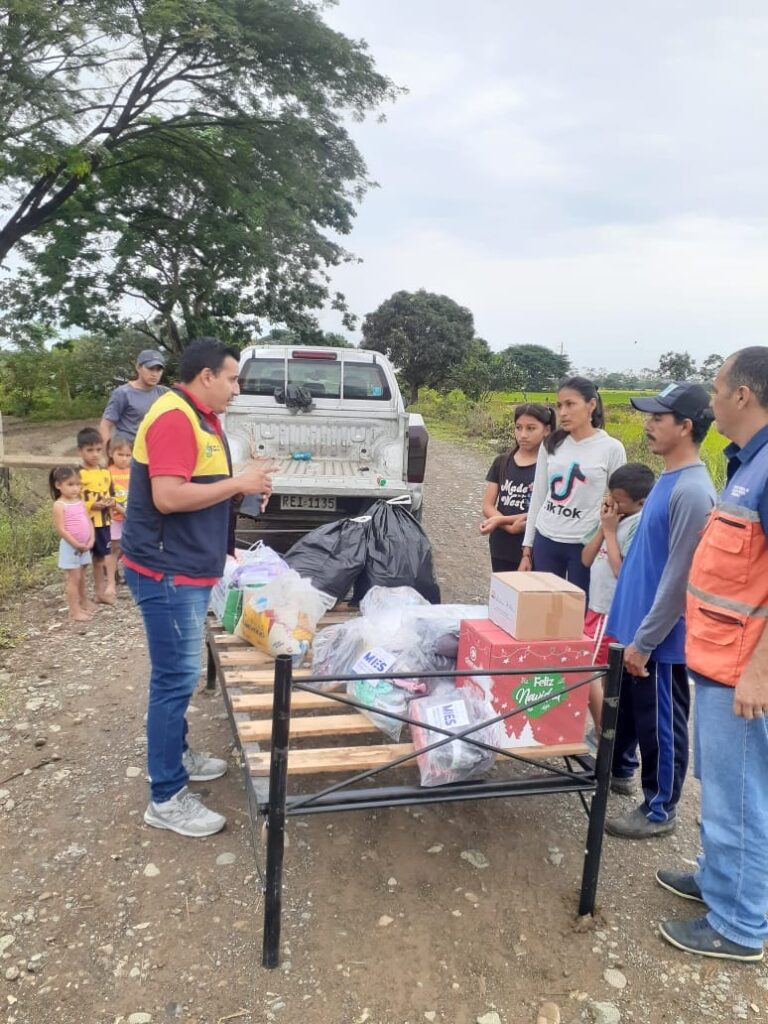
[686,505,768,686]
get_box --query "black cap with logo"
[630,382,713,422]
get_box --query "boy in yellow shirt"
[77,427,116,605]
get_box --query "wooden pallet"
[208,609,588,783]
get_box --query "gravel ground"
[1,430,767,1024]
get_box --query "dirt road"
[1,433,767,1024]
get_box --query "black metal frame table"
[205,626,624,969]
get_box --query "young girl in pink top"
[50,466,95,622]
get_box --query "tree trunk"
[409,381,419,405]
[164,315,183,357]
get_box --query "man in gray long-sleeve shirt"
[99,349,167,449]
[603,383,716,839]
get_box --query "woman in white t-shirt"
[520,377,626,592]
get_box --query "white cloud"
[323,215,768,368]
[319,1,768,366]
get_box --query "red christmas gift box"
[457,618,594,748]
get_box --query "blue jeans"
[125,568,212,803]
[532,531,591,593]
[693,672,768,948]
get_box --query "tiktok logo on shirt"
[545,462,587,517]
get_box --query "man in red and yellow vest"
[656,347,768,962]
[122,337,274,839]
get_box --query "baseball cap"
[630,382,713,421]
[136,349,165,368]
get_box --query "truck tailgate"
[270,458,407,498]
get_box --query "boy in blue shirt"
[606,383,716,839]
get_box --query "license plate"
[280,495,337,511]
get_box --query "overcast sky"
[320,1,768,370]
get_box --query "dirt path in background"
[1,428,767,1024]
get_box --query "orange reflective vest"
[685,433,768,686]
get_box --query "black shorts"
[92,524,112,559]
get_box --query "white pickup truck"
[224,345,429,550]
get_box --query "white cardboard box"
[488,571,586,640]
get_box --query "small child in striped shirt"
[107,434,132,587]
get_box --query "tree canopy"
[361,289,475,403]
[657,350,696,381]
[494,344,570,391]
[698,353,724,383]
[256,327,355,348]
[0,0,397,350]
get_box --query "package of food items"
[409,690,496,787]
[209,543,289,633]
[235,569,331,666]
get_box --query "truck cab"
[224,346,428,550]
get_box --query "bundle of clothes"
[311,586,497,787]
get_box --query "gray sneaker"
[182,748,228,782]
[656,869,705,904]
[605,805,676,839]
[659,916,764,962]
[144,787,226,837]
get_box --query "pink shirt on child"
[58,500,91,546]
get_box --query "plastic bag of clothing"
[409,604,489,663]
[353,497,441,604]
[410,689,496,787]
[311,615,432,734]
[357,587,487,667]
[347,678,409,742]
[312,614,428,681]
[310,622,353,689]
[345,645,430,741]
[358,585,430,618]
[311,617,370,688]
[285,515,372,599]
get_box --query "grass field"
[486,388,656,410]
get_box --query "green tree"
[0,1,397,346]
[0,346,56,415]
[446,337,494,400]
[0,328,151,414]
[495,344,570,390]
[362,290,475,404]
[658,350,696,381]
[488,350,525,392]
[699,353,724,383]
[258,328,355,349]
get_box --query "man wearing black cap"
[99,349,168,450]
[604,382,716,839]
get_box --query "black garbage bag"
[274,383,314,411]
[284,516,371,598]
[354,498,441,604]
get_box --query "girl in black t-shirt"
[480,403,556,572]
